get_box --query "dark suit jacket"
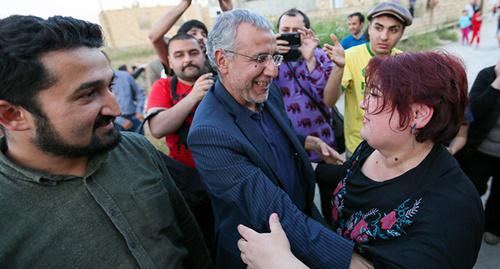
[187,79,353,268]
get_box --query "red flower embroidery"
[357,234,369,243]
[332,197,339,221]
[381,211,397,230]
[333,181,343,195]
[350,219,368,241]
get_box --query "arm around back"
[187,85,354,267]
[188,123,354,268]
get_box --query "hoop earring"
[412,123,417,149]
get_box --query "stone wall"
[231,0,317,16]
[99,3,211,50]
[99,0,489,50]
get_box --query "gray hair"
[206,9,274,73]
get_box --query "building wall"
[99,3,212,50]
[100,0,488,50]
[231,0,317,16]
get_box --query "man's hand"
[218,0,233,11]
[135,113,145,122]
[276,33,291,55]
[298,27,319,67]
[181,0,193,6]
[237,214,308,269]
[121,119,134,130]
[189,73,214,103]
[323,33,345,68]
[305,135,345,164]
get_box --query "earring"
[412,123,417,149]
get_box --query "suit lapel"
[235,110,281,174]
[213,80,285,188]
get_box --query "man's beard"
[177,63,203,81]
[32,114,122,159]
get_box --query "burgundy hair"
[364,50,468,144]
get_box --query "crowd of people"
[0,0,498,268]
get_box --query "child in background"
[459,10,472,45]
[471,9,482,47]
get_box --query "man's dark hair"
[167,33,200,52]
[277,8,311,29]
[348,12,365,24]
[0,15,104,116]
[177,20,208,35]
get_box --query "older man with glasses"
[187,8,347,269]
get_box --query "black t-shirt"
[330,141,484,268]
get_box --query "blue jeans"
[115,116,144,135]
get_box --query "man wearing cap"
[323,1,412,158]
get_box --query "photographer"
[146,34,212,168]
[145,33,215,257]
[275,9,338,159]
[274,9,340,225]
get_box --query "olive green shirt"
[0,132,211,268]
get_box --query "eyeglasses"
[224,50,283,67]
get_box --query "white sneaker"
[484,232,500,245]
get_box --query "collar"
[0,137,109,186]
[245,102,265,120]
[213,78,249,117]
[365,42,399,57]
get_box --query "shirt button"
[109,210,116,216]
[130,243,136,249]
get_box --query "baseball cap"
[367,2,413,26]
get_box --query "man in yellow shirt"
[323,2,412,157]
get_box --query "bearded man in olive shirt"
[0,15,211,268]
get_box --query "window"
[330,0,343,8]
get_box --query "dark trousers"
[459,150,500,236]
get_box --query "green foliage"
[398,32,441,51]
[271,14,351,46]
[309,15,456,51]
[312,16,351,46]
[436,27,458,42]
[397,26,457,52]
[102,45,157,69]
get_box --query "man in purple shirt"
[275,9,337,163]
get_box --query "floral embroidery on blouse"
[331,145,422,243]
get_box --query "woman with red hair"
[237,51,484,268]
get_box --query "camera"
[277,32,301,62]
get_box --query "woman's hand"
[237,214,308,269]
[305,135,346,164]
